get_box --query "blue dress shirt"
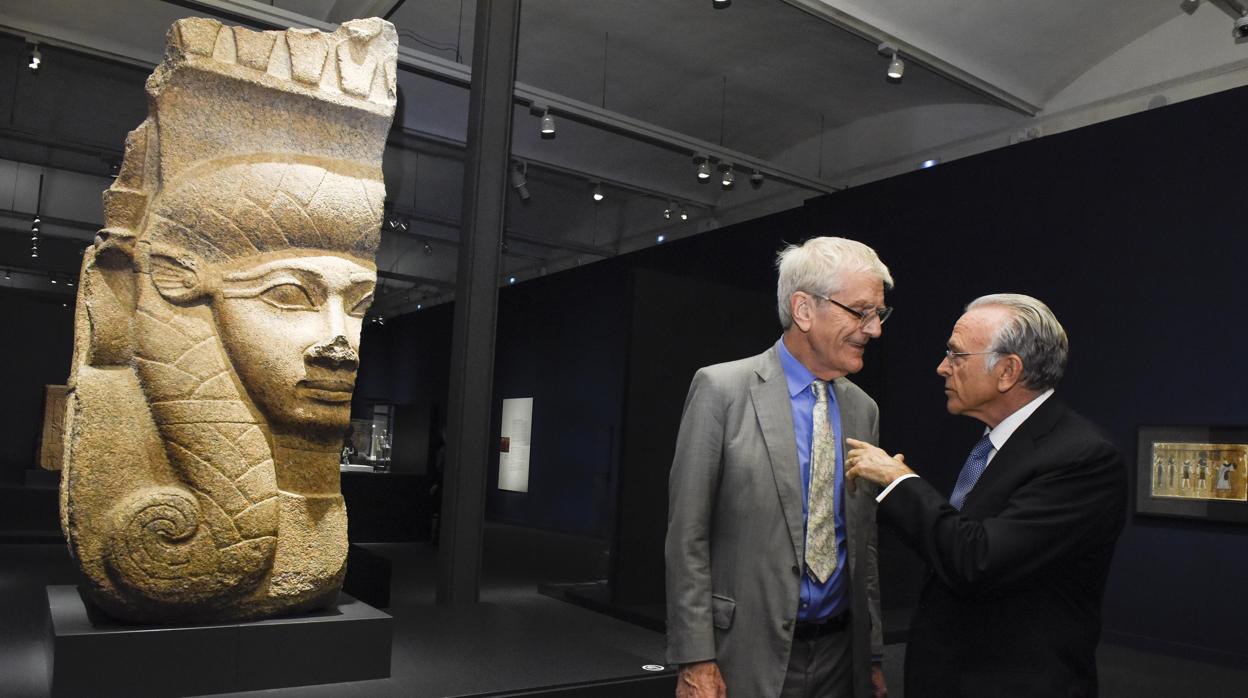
[776,338,849,622]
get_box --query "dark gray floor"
[0,525,671,698]
[2,524,1246,697]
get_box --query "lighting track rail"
[173,0,841,195]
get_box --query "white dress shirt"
[876,389,1055,503]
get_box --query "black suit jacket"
[880,397,1126,698]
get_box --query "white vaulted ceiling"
[3,0,1248,316]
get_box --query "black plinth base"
[45,585,391,697]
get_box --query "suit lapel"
[751,347,805,568]
[964,396,1065,508]
[833,378,864,574]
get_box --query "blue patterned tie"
[950,434,994,510]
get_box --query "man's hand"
[871,662,888,698]
[676,661,727,698]
[845,437,914,489]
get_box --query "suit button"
[792,565,800,575]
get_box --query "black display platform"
[45,585,391,697]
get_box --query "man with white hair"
[846,294,1126,698]
[666,237,890,698]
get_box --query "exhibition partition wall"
[612,82,1248,663]
[799,83,1248,663]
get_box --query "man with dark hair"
[846,293,1126,698]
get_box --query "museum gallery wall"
[3,43,1247,663]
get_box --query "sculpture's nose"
[305,335,358,371]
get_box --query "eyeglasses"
[811,293,893,327]
[943,349,997,366]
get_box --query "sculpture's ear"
[149,248,211,304]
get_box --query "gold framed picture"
[1137,426,1248,523]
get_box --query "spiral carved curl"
[105,486,274,606]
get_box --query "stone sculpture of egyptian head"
[60,17,397,622]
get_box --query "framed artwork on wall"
[1136,425,1248,523]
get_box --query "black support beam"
[436,0,521,605]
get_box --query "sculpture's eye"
[260,283,315,310]
[348,292,373,318]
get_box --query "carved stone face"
[213,254,375,434]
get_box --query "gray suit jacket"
[666,345,884,698]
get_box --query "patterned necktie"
[805,381,838,583]
[950,433,995,510]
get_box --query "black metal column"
[436,0,521,605]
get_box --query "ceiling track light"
[383,215,410,232]
[531,102,557,139]
[510,162,530,201]
[713,0,731,8]
[720,164,736,189]
[888,54,905,80]
[749,170,765,190]
[663,201,673,220]
[679,206,689,221]
[27,43,41,72]
[879,42,905,81]
[592,182,605,202]
[423,241,434,256]
[694,154,712,182]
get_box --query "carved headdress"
[62,17,397,622]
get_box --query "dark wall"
[802,88,1248,661]
[606,85,1248,662]
[0,290,74,483]
[356,261,631,539]
[483,263,630,538]
[355,302,454,476]
[612,264,782,605]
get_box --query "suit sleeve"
[879,436,1125,596]
[858,399,888,659]
[665,368,726,665]
[864,403,884,659]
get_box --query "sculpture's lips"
[297,379,355,402]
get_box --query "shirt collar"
[777,337,824,399]
[987,388,1055,450]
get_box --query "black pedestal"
[45,585,391,697]
[344,543,392,608]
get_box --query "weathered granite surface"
[60,16,397,622]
